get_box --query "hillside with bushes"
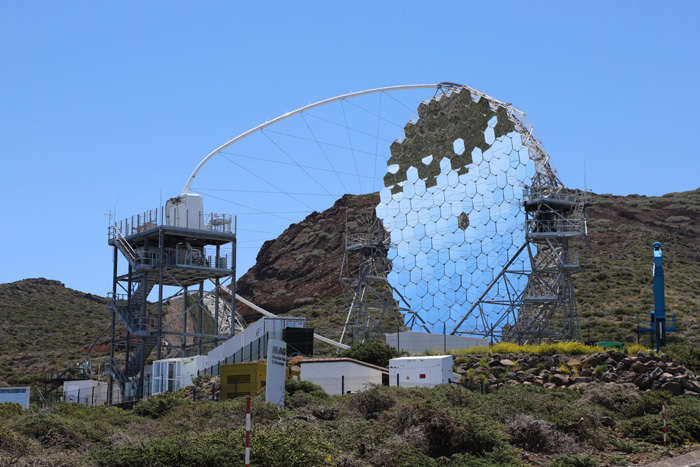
[4,345,700,466]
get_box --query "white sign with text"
[266,339,287,408]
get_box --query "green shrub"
[579,384,641,412]
[663,343,700,373]
[285,379,330,409]
[621,396,700,444]
[0,402,24,418]
[55,403,132,427]
[665,216,691,223]
[15,412,108,448]
[383,402,507,458]
[447,445,523,466]
[251,422,335,466]
[352,385,397,420]
[285,379,328,398]
[366,442,437,467]
[338,342,402,368]
[594,364,607,377]
[133,392,188,419]
[94,435,237,467]
[0,426,33,458]
[610,438,642,453]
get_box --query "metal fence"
[199,334,270,378]
[301,376,385,396]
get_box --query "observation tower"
[106,194,237,401]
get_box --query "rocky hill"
[235,193,382,320]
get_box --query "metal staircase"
[107,228,160,395]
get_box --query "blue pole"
[652,242,666,351]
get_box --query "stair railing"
[111,225,137,265]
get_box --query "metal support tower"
[339,215,414,345]
[105,200,239,402]
[502,186,590,343]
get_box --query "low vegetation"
[3,381,700,466]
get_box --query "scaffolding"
[339,215,413,345]
[106,197,240,401]
[502,186,590,343]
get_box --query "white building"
[151,355,207,395]
[389,355,455,388]
[299,358,388,395]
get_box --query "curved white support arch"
[181,83,457,195]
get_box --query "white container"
[389,355,453,388]
[166,194,204,229]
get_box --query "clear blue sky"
[1,1,698,295]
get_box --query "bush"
[352,385,397,420]
[285,379,330,409]
[594,364,607,377]
[454,342,600,356]
[621,396,700,444]
[0,402,24,418]
[579,383,641,412]
[15,413,108,448]
[94,435,237,467]
[0,426,33,458]
[133,392,188,419]
[251,422,335,466]
[366,442,436,467]
[338,342,402,368]
[285,379,328,398]
[507,414,579,454]
[383,402,507,458]
[663,343,700,373]
[623,344,649,355]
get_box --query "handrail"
[111,225,137,264]
[109,293,158,333]
[110,207,235,238]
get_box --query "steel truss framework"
[106,209,242,401]
[451,185,590,342]
[339,214,421,345]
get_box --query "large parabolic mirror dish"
[377,87,558,335]
[183,83,584,343]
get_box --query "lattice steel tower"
[106,194,238,401]
[502,186,590,343]
[339,215,414,345]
